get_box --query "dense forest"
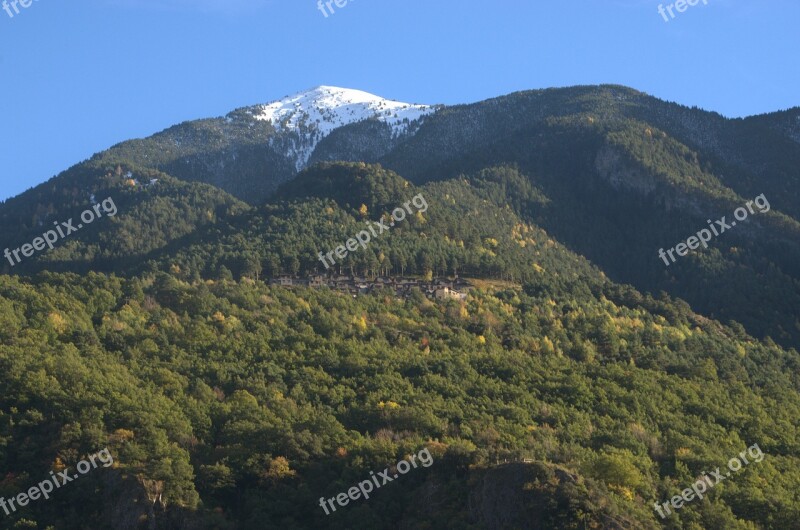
[2,85,800,529]
[2,265,799,528]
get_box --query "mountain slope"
[3,84,800,352]
[1,231,799,528]
[375,87,800,349]
[0,161,248,275]
[2,153,800,528]
[86,86,436,202]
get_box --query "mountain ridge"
[3,84,800,351]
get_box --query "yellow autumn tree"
[265,457,296,480]
[48,312,68,334]
[352,315,367,333]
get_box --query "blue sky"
[0,0,797,201]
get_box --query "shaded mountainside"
[88,113,296,203]
[377,88,800,350]
[0,161,249,275]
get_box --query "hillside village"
[268,274,471,299]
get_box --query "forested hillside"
[1,86,800,529]
[1,263,799,528]
[0,162,249,275]
[5,87,800,351]
[378,89,800,350]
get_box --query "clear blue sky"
[0,0,798,201]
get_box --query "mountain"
[80,86,437,203]
[1,85,800,530]
[378,85,800,348]
[250,86,435,170]
[2,163,800,529]
[5,85,799,350]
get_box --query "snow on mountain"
[250,86,436,170]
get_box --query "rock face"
[402,462,658,530]
[595,144,658,195]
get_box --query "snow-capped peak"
[250,86,435,170]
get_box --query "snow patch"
[251,86,435,170]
